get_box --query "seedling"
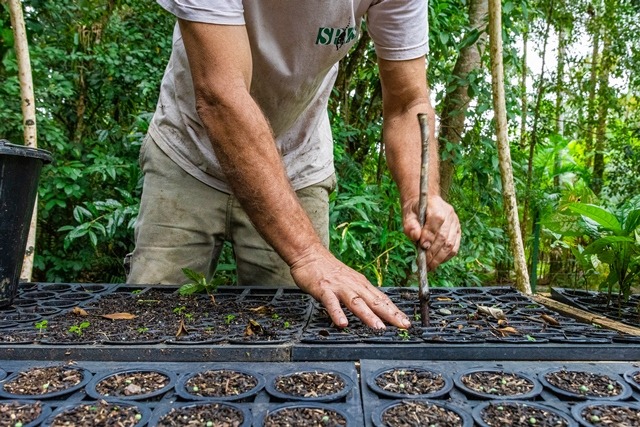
[68,321,90,336]
[579,385,590,393]
[529,417,537,425]
[271,313,280,320]
[34,319,48,334]
[173,306,186,315]
[137,327,149,334]
[398,329,411,341]
[283,321,291,329]
[179,268,223,303]
[225,314,236,324]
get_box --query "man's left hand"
[403,195,461,270]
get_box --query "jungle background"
[1,0,638,294]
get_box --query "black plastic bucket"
[0,139,53,307]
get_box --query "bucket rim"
[0,139,53,164]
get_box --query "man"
[127,1,461,330]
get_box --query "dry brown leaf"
[175,319,189,337]
[100,312,137,320]
[540,314,560,326]
[494,326,520,337]
[248,305,272,315]
[245,319,263,336]
[477,305,506,320]
[497,319,509,327]
[435,297,452,301]
[71,307,88,316]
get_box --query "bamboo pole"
[487,0,531,294]
[7,0,39,281]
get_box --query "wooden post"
[487,0,531,294]
[8,0,39,282]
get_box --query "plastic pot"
[41,400,150,427]
[570,400,640,427]
[366,366,453,399]
[538,368,633,401]
[176,368,265,401]
[149,401,251,427]
[453,368,543,400]
[372,399,473,427]
[472,400,578,427]
[265,368,354,402]
[0,399,52,427]
[86,368,176,401]
[0,365,91,400]
[262,402,352,427]
[0,140,52,308]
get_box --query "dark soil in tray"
[48,401,144,427]
[551,288,640,327]
[543,370,624,398]
[6,288,309,345]
[575,403,640,426]
[478,402,571,427]
[157,402,246,427]
[0,400,44,426]
[375,368,446,396]
[263,406,347,427]
[273,371,346,398]
[184,370,259,398]
[380,400,464,427]
[460,371,535,397]
[95,370,170,398]
[2,366,84,396]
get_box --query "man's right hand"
[290,243,411,330]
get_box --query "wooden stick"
[417,113,430,327]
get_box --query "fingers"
[291,250,411,330]
[416,196,460,270]
[342,289,411,330]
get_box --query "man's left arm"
[379,56,461,269]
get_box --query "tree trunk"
[8,0,38,282]
[547,26,566,285]
[488,0,531,294]
[439,0,489,200]
[592,32,612,196]
[553,27,565,189]
[519,27,528,150]
[585,14,600,170]
[521,0,553,240]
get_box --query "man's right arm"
[178,19,411,330]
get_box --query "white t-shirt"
[150,0,428,193]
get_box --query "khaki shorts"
[126,135,335,287]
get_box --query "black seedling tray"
[0,360,363,426]
[552,287,640,328]
[359,359,640,427]
[293,286,640,361]
[1,284,639,362]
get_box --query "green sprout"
[179,268,223,303]
[529,417,537,425]
[398,329,410,341]
[173,306,186,315]
[34,319,48,334]
[137,327,149,334]
[283,321,291,329]
[225,314,236,324]
[68,321,90,336]
[579,385,589,394]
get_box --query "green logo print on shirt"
[315,24,357,50]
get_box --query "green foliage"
[179,268,224,299]
[0,0,174,282]
[548,199,640,301]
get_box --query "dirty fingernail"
[374,320,385,330]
